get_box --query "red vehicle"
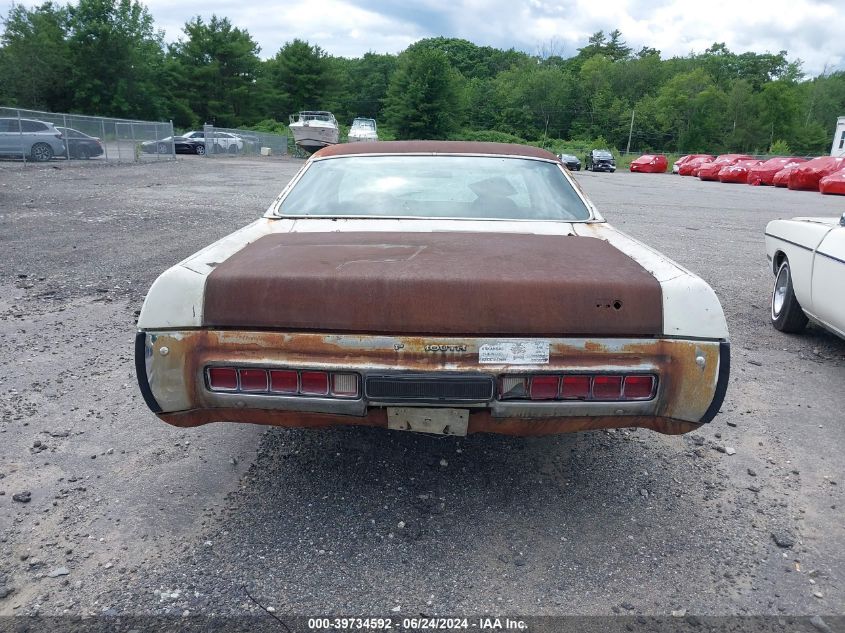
[747,157,807,186]
[718,159,761,184]
[630,154,668,173]
[698,154,753,181]
[773,164,802,187]
[678,155,714,176]
[819,168,845,195]
[673,154,711,174]
[788,156,845,191]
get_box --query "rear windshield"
[276,155,591,221]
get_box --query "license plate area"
[387,407,469,436]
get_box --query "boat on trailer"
[288,111,339,153]
[348,117,378,143]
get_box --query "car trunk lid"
[202,231,663,336]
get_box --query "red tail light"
[207,367,359,399]
[592,375,623,400]
[238,368,268,392]
[208,367,237,391]
[529,375,559,400]
[560,375,591,400]
[623,375,655,399]
[500,373,656,402]
[300,371,329,395]
[269,370,297,394]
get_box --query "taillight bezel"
[205,366,361,399]
[498,372,658,402]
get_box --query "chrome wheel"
[772,264,789,318]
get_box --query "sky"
[11,0,845,76]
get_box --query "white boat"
[288,111,339,153]
[348,117,378,143]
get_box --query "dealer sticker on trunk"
[478,340,550,365]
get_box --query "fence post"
[130,122,137,162]
[169,120,175,159]
[62,114,71,161]
[101,118,108,161]
[16,108,26,165]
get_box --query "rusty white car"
[135,141,730,437]
[765,213,845,338]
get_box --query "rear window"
[277,155,591,222]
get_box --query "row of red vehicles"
[628,152,845,194]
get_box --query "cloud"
[6,0,842,74]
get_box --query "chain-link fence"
[0,106,175,164]
[199,124,288,158]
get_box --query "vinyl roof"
[313,140,558,161]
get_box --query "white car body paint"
[765,216,845,339]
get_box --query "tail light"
[529,375,559,400]
[593,375,623,399]
[207,366,359,399]
[207,367,238,391]
[239,368,268,392]
[500,373,656,402]
[300,371,329,395]
[623,375,655,400]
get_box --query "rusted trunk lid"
[203,232,663,336]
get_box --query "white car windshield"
[276,155,591,221]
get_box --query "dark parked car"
[141,136,207,155]
[585,149,616,172]
[55,127,104,159]
[558,154,581,171]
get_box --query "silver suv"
[0,118,66,161]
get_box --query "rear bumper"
[136,331,730,436]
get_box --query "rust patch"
[158,407,698,436]
[202,232,664,336]
[145,330,722,429]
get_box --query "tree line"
[2,0,843,155]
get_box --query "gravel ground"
[0,157,843,623]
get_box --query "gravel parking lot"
[0,157,843,623]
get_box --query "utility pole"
[625,108,635,154]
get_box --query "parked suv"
[0,118,65,161]
[584,149,616,172]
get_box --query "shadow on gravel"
[131,424,788,615]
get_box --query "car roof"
[313,140,558,161]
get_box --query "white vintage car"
[765,214,845,338]
[136,141,730,437]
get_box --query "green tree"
[268,39,335,118]
[167,15,264,127]
[66,0,166,119]
[0,2,71,110]
[384,46,462,139]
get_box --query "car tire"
[30,142,54,162]
[228,144,239,154]
[158,142,168,154]
[78,146,90,160]
[195,145,206,156]
[771,259,808,333]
